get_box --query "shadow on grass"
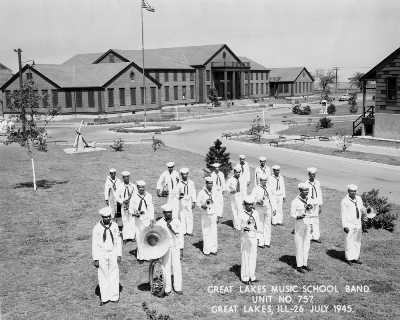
[14,179,69,189]
[326,249,346,262]
[278,255,297,269]
[129,248,138,256]
[137,282,151,292]
[229,264,241,280]
[192,240,203,253]
[220,219,234,229]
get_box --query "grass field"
[272,103,364,118]
[1,144,399,320]
[277,121,354,137]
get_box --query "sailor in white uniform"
[225,164,245,230]
[210,163,225,223]
[104,168,122,226]
[267,165,286,226]
[305,167,323,243]
[254,156,271,187]
[157,162,180,204]
[237,155,250,196]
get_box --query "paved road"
[40,106,400,205]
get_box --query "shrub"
[142,302,172,320]
[349,104,358,113]
[335,134,353,152]
[361,189,397,232]
[292,104,301,114]
[298,105,311,115]
[327,103,336,114]
[348,93,358,113]
[110,138,124,152]
[318,117,333,129]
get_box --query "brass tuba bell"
[138,225,170,260]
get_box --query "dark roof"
[360,47,400,81]
[1,63,161,91]
[63,44,228,69]
[237,57,269,71]
[0,63,12,71]
[268,67,314,82]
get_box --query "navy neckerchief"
[348,196,360,219]
[109,177,117,190]
[273,175,280,190]
[244,209,257,230]
[137,192,147,211]
[308,180,317,199]
[100,221,114,244]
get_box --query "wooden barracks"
[1,44,314,115]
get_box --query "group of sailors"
[92,155,368,304]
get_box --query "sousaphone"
[139,225,170,297]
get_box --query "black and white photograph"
[1,0,399,319]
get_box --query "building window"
[278,84,283,93]
[141,87,145,104]
[173,71,178,82]
[182,86,186,100]
[164,71,169,82]
[303,82,305,92]
[298,82,301,93]
[42,90,48,108]
[109,54,114,63]
[130,88,136,105]
[151,87,156,104]
[182,71,186,82]
[5,90,11,107]
[261,84,264,95]
[52,90,58,106]
[306,82,309,92]
[108,89,114,107]
[387,77,397,101]
[165,86,169,101]
[251,73,253,81]
[206,85,210,97]
[245,84,248,96]
[206,70,210,81]
[256,73,258,81]
[245,73,249,81]
[284,83,289,93]
[261,73,264,80]
[98,91,102,109]
[155,71,160,82]
[119,88,125,106]
[190,72,194,81]
[265,84,268,94]
[190,85,194,99]
[266,73,268,80]
[88,90,95,108]
[295,83,297,93]
[174,86,178,100]
[251,83,254,95]
[26,72,32,80]
[65,91,72,108]
[76,91,83,108]
[303,71,305,78]
[256,84,259,94]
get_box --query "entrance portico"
[211,62,250,100]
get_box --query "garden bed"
[109,124,181,133]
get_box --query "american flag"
[142,0,155,12]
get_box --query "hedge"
[109,125,181,133]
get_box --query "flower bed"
[109,125,181,133]
[87,117,181,125]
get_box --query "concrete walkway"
[267,123,400,157]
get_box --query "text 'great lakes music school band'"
[92,155,370,305]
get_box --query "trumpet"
[361,206,376,219]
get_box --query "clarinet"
[123,186,133,210]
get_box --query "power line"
[0,49,14,54]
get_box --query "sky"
[1,0,400,81]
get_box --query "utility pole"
[14,48,25,134]
[333,67,340,94]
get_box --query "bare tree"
[348,72,365,91]
[314,69,336,101]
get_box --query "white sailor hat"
[239,155,246,159]
[205,176,214,182]
[110,168,117,173]
[121,171,130,176]
[347,184,358,191]
[259,157,267,161]
[298,182,309,189]
[180,168,189,174]
[212,163,220,168]
[99,207,113,216]
[307,167,317,174]
[259,173,269,180]
[243,196,255,204]
[161,203,173,212]
[136,180,146,186]
[272,165,280,170]
[166,162,175,167]
[233,164,242,171]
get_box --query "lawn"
[277,121,354,137]
[1,144,399,320]
[352,137,400,149]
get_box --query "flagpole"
[141,1,147,127]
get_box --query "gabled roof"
[0,63,12,71]
[1,63,160,91]
[63,44,230,69]
[360,47,400,81]
[268,67,314,82]
[238,57,269,71]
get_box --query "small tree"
[110,138,124,151]
[318,117,333,129]
[208,88,220,108]
[204,139,232,178]
[5,79,61,190]
[250,116,264,141]
[348,93,358,113]
[314,69,335,101]
[335,134,353,152]
[348,72,365,92]
[361,189,397,232]
[327,103,336,115]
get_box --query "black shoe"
[296,267,306,273]
[203,253,210,256]
[272,224,277,226]
[312,239,322,244]
[138,260,144,264]
[302,266,313,272]
[258,245,265,249]
[278,223,284,226]
[291,230,295,235]
[242,281,250,285]
[346,260,353,266]
[164,292,170,296]
[265,245,270,248]
[251,279,260,283]
[352,260,362,265]
[186,233,193,237]
[175,291,183,295]
[211,252,217,255]
[100,301,108,306]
